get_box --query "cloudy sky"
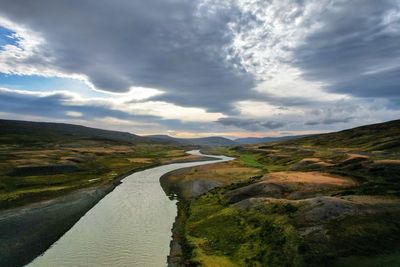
[0,0,399,138]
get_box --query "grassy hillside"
[0,119,154,145]
[285,119,400,151]
[163,119,400,267]
[0,119,199,210]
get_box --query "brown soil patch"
[164,161,261,185]
[264,171,355,189]
[299,158,322,163]
[373,159,400,165]
[65,146,133,154]
[226,172,355,204]
[9,159,51,166]
[343,153,369,163]
[127,158,152,163]
[298,158,334,167]
[13,150,59,155]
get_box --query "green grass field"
[186,187,303,267]
[171,120,400,266]
[0,120,193,209]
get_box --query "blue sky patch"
[0,26,20,49]
[0,73,107,98]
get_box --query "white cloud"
[236,100,302,118]
[124,101,226,122]
[127,87,163,100]
[0,16,101,95]
[0,86,225,123]
[93,116,158,127]
[382,4,400,35]
[0,0,399,136]
[66,111,82,117]
[0,17,53,76]
[221,0,350,101]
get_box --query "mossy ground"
[175,122,400,266]
[183,186,303,267]
[0,140,191,209]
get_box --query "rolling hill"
[0,119,165,145]
[283,119,400,151]
[0,119,240,147]
[147,134,238,146]
[163,119,400,267]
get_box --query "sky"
[0,0,399,138]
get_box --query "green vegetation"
[285,119,400,152]
[0,120,197,209]
[168,120,400,266]
[185,186,303,267]
[2,118,400,266]
[237,154,265,169]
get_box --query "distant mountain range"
[146,135,238,146]
[0,119,237,147]
[0,119,314,147]
[148,134,311,146]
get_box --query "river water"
[28,150,232,267]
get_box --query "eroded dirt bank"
[0,185,112,267]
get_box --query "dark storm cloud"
[217,117,285,131]
[0,0,254,113]
[295,0,400,98]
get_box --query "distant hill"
[235,135,311,144]
[0,119,160,145]
[0,119,238,147]
[283,119,400,151]
[147,135,238,146]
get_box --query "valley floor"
[1,119,400,266]
[0,133,210,266]
[162,141,400,267]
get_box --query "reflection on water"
[28,150,232,267]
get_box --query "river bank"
[0,160,160,267]
[161,169,223,266]
[0,152,219,267]
[0,185,113,267]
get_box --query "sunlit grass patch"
[185,190,303,266]
[237,154,265,169]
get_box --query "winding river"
[28,150,233,267]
